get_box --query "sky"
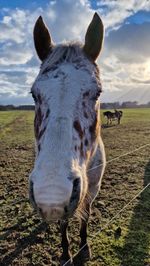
[0,0,150,105]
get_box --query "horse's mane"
[39,42,100,89]
[40,42,86,74]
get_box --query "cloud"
[100,84,150,104]
[0,9,29,43]
[42,0,93,42]
[98,0,150,30]
[0,93,33,105]
[99,14,150,103]
[0,0,95,105]
[0,42,33,65]
[105,22,150,63]
[0,0,150,104]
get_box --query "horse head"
[29,13,104,222]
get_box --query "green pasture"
[0,108,150,266]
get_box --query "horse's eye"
[92,91,101,101]
[96,91,101,98]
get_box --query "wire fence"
[5,112,149,265]
[88,143,150,172]
[63,143,150,266]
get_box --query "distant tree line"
[0,105,35,111]
[0,101,150,111]
[101,101,150,109]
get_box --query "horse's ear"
[84,13,104,61]
[33,16,53,61]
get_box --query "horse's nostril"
[39,207,42,214]
[73,178,80,192]
[70,178,80,203]
[64,206,68,213]
[38,207,45,218]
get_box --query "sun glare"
[145,61,150,76]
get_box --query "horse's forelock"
[40,42,89,74]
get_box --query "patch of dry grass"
[0,109,150,266]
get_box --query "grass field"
[0,109,150,266]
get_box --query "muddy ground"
[0,109,150,266]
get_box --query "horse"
[29,13,106,266]
[103,109,123,125]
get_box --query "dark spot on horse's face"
[91,89,101,101]
[37,107,42,126]
[73,120,84,139]
[75,145,77,151]
[82,102,86,108]
[83,91,89,98]
[80,142,84,157]
[39,127,46,139]
[84,111,88,119]
[45,109,50,119]
[84,139,88,146]
[89,115,97,141]
[38,144,41,152]
[37,94,42,105]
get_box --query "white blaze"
[30,44,100,218]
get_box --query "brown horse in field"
[103,109,123,125]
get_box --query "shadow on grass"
[101,124,117,129]
[115,161,150,266]
[0,213,34,241]
[1,221,49,266]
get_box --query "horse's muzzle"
[37,203,65,221]
[29,178,81,221]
